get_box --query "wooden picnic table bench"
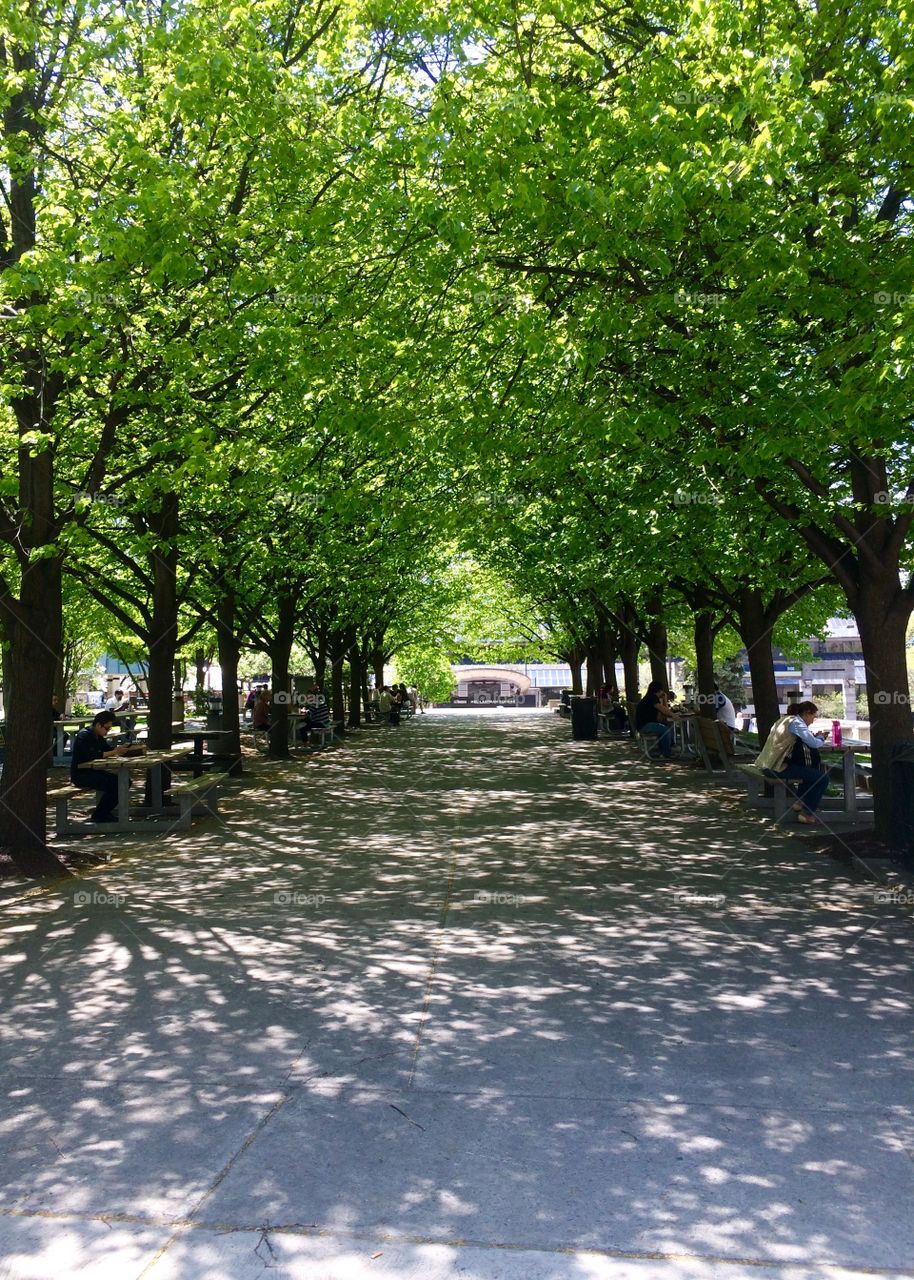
[734,740,874,821]
[53,745,198,836]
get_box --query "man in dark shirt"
[70,711,128,823]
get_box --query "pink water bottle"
[832,720,842,747]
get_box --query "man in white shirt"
[714,686,737,730]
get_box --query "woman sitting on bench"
[634,680,679,759]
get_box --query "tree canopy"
[1,0,912,868]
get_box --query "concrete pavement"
[1,708,912,1280]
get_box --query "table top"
[171,732,235,742]
[91,745,192,770]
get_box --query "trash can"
[207,694,223,732]
[890,741,914,866]
[570,695,598,740]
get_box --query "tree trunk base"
[3,845,74,880]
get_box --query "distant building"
[450,619,872,713]
[734,617,865,716]
[451,665,539,706]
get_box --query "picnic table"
[171,728,236,774]
[824,739,874,814]
[735,736,873,820]
[53,745,197,836]
[52,713,149,766]
[672,711,697,756]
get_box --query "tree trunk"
[854,588,913,842]
[0,555,68,875]
[146,494,180,750]
[371,645,385,689]
[1,624,12,716]
[617,608,641,703]
[194,647,206,697]
[599,632,619,699]
[347,646,362,728]
[53,644,65,710]
[693,611,716,718]
[216,584,243,776]
[564,647,584,694]
[585,644,601,696]
[736,589,781,741]
[330,656,345,725]
[268,594,296,758]
[360,639,372,715]
[646,616,668,687]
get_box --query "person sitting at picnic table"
[714,685,737,730]
[251,688,271,732]
[105,688,127,717]
[607,698,628,733]
[70,710,130,823]
[634,679,680,759]
[51,703,66,753]
[755,701,830,825]
[298,684,330,742]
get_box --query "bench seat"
[52,771,228,836]
[734,763,810,819]
[167,770,230,820]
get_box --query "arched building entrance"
[450,666,537,707]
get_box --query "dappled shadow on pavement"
[0,709,912,1278]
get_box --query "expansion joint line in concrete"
[1,1206,913,1279]
[407,839,461,1090]
[129,842,461,1276]
[133,1085,295,1280]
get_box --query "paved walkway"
[1,709,913,1280]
